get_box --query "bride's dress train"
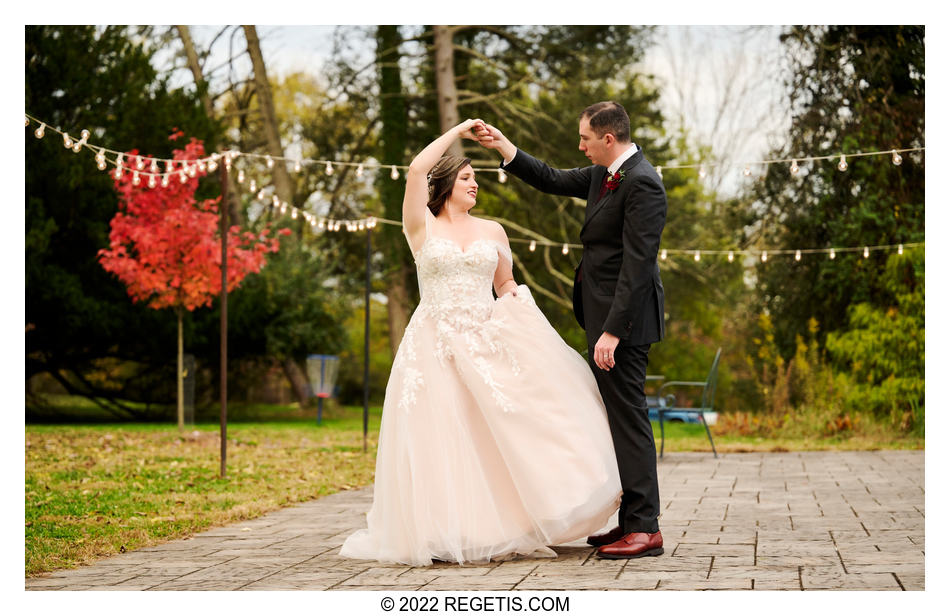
[340,213,621,566]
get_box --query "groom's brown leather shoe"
[596,531,664,559]
[586,526,625,547]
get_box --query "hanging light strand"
[25,112,925,184]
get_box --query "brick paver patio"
[26,450,924,591]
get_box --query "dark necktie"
[598,172,610,200]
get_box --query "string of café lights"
[26,113,924,262]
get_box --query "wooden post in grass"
[219,158,229,478]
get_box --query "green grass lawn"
[25,399,922,577]
[26,405,382,577]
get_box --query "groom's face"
[578,117,610,167]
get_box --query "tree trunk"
[281,357,311,408]
[177,306,184,431]
[176,25,214,117]
[433,25,462,157]
[175,25,244,226]
[376,26,412,355]
[243,25,295,206]
[386,264,412,355]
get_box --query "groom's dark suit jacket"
[503,147,667,348]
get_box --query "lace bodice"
[400,215,514,370]
[415,236,505,325]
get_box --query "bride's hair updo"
[427,155,472,216]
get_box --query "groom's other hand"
[593,331,619,371]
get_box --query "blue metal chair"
[656,348,722,459]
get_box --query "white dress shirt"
[606,143,639,175]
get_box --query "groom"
[475,102,667,559]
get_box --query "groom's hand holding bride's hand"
[472,122,518,161]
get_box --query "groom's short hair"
[580,101,631,143]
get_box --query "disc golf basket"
[306,354,340,425]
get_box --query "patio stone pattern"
[27,450,923,591]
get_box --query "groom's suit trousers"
[587,342,660,535]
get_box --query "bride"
[339,120,621,566]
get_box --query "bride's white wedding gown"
[340,211,621,566]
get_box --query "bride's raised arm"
[402,119,484,248]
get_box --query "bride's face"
[449,164,478,210]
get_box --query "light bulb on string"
[266,155,274,169]
[892,150,903,165]
[179,170,188,183]
[208,156,218,173]
[728,251,734,263]
[318,220,325,230]
[135,156,145,171]
[132,171,141,186]
[661,249,667,260]
[795,250,802,261]
[830,248,836,260]
[62,133,73,149]
[743,166,752,177]
[761,251,768,262]
[161,174,170,187]
[292,209,298,219]
[356,164,364,178]
[272,196,280,208]
[898,244,904,255]
[197,159,206,173]
[249,179,256,193]
[150,159,159,174]
[694,251,701,261]
[864,246,870,258]
[359,221,366,230]
[294,160,302,173]
[34,123,45,139]
[116,153,124,169]
[391,165,400,180]
[164,159,173,174]
[148,175,157,189]
[72,130,90,153]
[837,155,848,172]
[114,165,124,179]
[187,164,197,178]
[311,218,317,227]
[257,189,266,200]
[562,244,569,255]
[529,240,537,252]
[97,158,108,171]
[280,203,287,215]
[325,161,334,175]
[237,169,245,184]
[498,169,507,183]
[790,160,800,175]
[699,165,707,179]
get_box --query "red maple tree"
[98,132,291,428]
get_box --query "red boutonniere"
[606,169,625,191]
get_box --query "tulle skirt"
[340,285,621,566]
